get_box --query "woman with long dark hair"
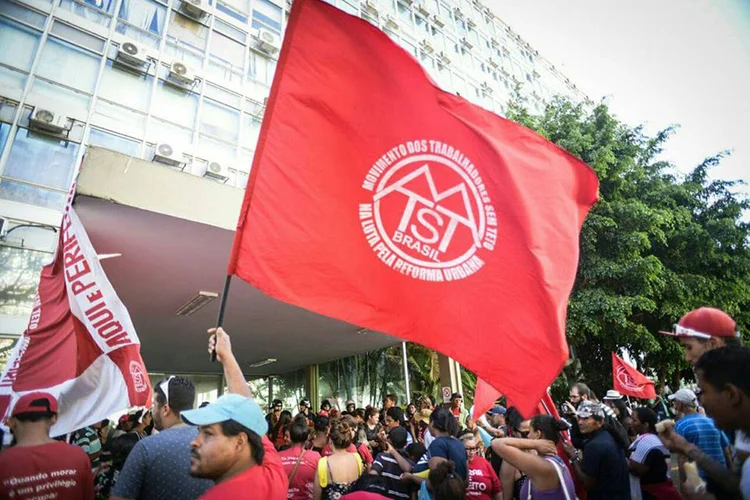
[628,407,680,500]
[270,410,293,450]
[492,415,575,500]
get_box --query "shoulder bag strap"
[545,457,574,500]
[288,447,306,485]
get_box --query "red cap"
[12,392,58,417]
[660,307,738,339]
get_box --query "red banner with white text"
[0,195,151,436]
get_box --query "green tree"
[506,96,750,396]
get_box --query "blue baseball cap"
[488,406,506,416]
[181,394,268,437]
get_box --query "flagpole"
[401,341,411,404]
[211,275,233,362]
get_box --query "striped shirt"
[674,414,729,479]
[371,451,414,499]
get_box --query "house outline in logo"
[372,154,487,269]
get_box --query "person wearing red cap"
[660,307,743,365]
[659,307,745,499]
[0,392,94,499]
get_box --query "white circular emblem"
[359,140,497,282]
[129,360,148,393]
[615,366,644,393]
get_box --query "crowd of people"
[0,307,749,500]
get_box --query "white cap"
[668,389,697,406]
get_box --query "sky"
[487,0,750,197]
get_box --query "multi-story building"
[0,0,585,408]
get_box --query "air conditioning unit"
[363,0,379,14]
[437,51,451,65]
[460,37,473,50]
[453,7,463,18]
[483,7,494,18]
[181,0,210,18]
[466,17,476,28]
[480,82,493,94]
[168,61,197,86]
[0,217,7,240]
[384,14,398,29]
[117,41,150,67]
[29,108,71,134]
[431,14,444,27]
[416,3,431,16]
[257,28,280,54]
[419,39,435,54]
[204,161,230,182]
[487,57,499,68]
[153,142,184,166]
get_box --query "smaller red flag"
[611,352,656,399]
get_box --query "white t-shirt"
[741,457,750,500]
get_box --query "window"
[397,2,411,24]
[36,38,101,93]
[0,2,47,28]
[214,18,247,42]
[0,123,10,153]
[98,61,153,112]
[167,11,209,51]
[115,21,161,47]
[0,18,42,72]
[216,0,249,24]
[164,41,204,70]
[252,0,282,34]
[91,99,147,137]
[242,112,261,148]
[210,31,245,68]
[27,79,92,116]
[88,127,141,156]
[147,118,192,146]
[0,66,28,99]
[152,80,199,128]
[248,52,276,85]
[206,60,244,87]
[3,128,79,190]
[337,0,358,15]
[0,247,53,316]
[200,98,240,142]
[59,0,112,23]
[118,0,166,36]
[195,134,235,163]
[0,179,66,209]
[205,83,242,108]
[51,21,106,53]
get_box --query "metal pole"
[210,275,233,362]
[401,341,411,404]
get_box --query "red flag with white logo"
[228,0,598,415]
[0,191,151,436]
[612,352,656,399]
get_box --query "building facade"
[0,0,585,407]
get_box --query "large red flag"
[612,352,656,399]
[228,0,598,415]
[0,191,151,436]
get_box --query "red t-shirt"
[279,445,321,500]
[466,456,501,499]
[320,443,373,465]
[200,436,287,500]
[0,441,94,500]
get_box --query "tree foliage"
[506,96,750,396]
